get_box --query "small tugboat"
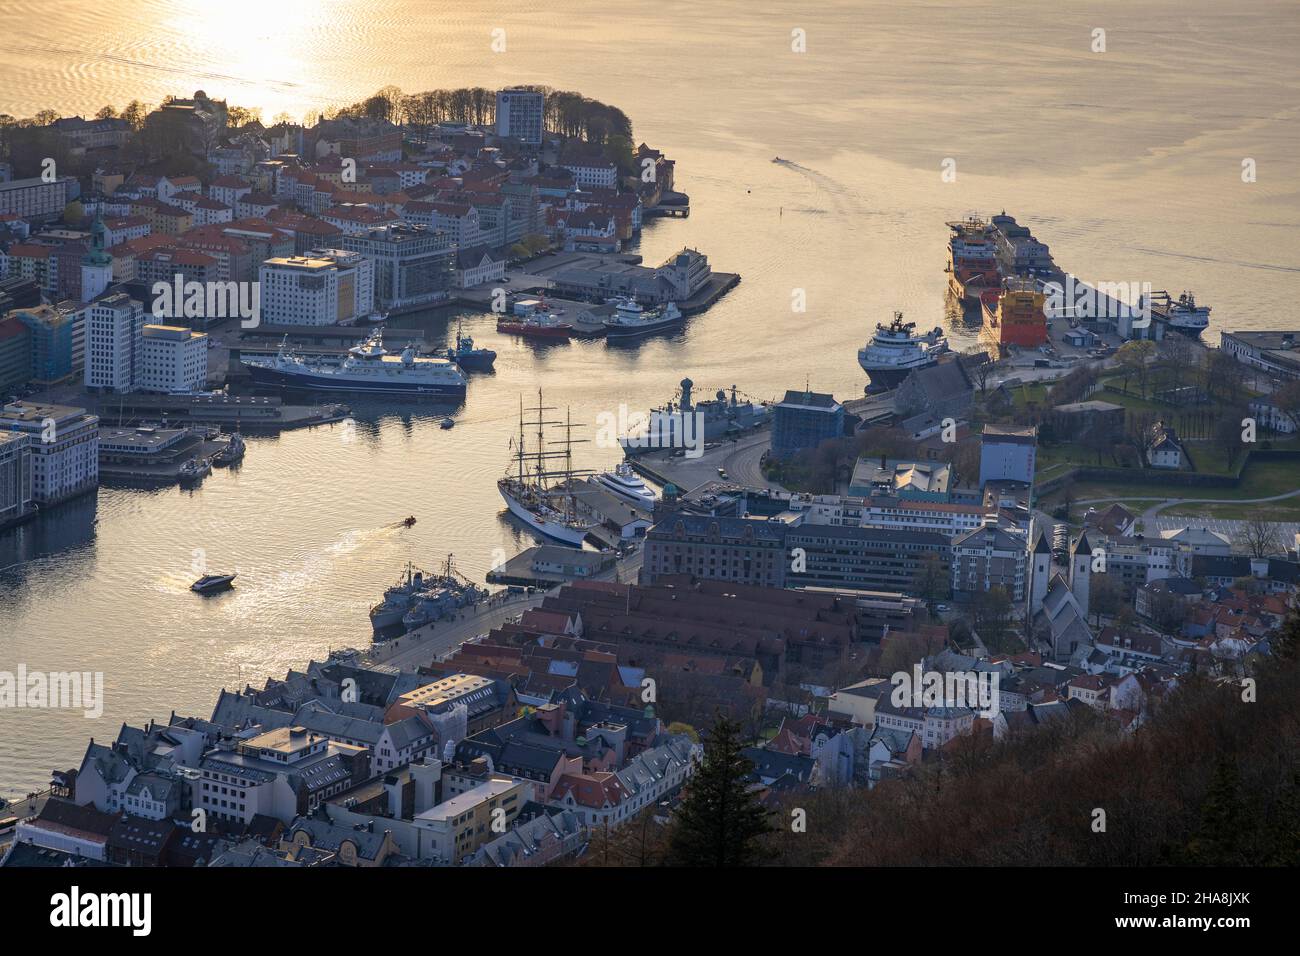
[191,572,236,594]
[447,320,496,370]
[440,418,455,430]
[178,457,211,486]
[212,431,245,467]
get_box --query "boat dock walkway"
[99,434,229,485]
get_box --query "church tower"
[80,214,113,304]
[1069,529,1093,620]
[1028,522,1052,616]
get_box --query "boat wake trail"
[1128,246,1300,275]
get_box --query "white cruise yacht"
[592,462,657,507]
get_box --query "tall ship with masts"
[498,391,594,547]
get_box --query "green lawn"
[1093,377,1173,414]
[1040,459,1300,510]
[1162,500,1300,520]
[1012,382,1050,408]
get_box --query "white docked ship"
[603,298,684,341]
[497,391,594,547]
[242,330,466,398]
[1149,290,1210,337]
[857,312,950,390]
[592,462,657,507]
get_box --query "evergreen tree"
[1263,772,1300,866]
[1183,758,1250,865]
[1271,610,1300,662]
[666,714,775,866]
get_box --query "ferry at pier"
[242,330,467,398]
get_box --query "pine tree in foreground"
[666,714,775,866]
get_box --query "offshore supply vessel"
[946,217,1003,306]
[980,277,1049,353]
[857,313,950,390]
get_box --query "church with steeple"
[79,214,113,304]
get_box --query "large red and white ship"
[497,311,573,339]
[946,217,1002,306]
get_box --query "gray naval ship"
[620,377,770,456]
[369,556,487,637]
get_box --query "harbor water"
[3,0,1300,792]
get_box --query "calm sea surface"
[2,0,1299,793]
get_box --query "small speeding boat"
[192,573,236,594]
[403,515,417,528]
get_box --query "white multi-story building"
[84,292,146,393]
[401,201,483,249]
[0,400,99,505]
[0,175,78,221]
[208,175,252,210]
[307,247,374,321]
[139,324,208,393]
[259,255,343,326]
[495,88,545,145]
[951,521,1029,603]
[745,490,991,538]
[561,161,618,189]
[874,698,975,751]
[197,727,368,826]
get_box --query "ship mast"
[549,406,591,523]
[506,391,594,525]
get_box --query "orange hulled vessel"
[946,217,1002,307]
[980,276,1048,352]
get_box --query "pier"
[366,547,644,672]
[91,392,350,434]
[645,189,691,218]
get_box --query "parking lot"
[1145,516,1300,546]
